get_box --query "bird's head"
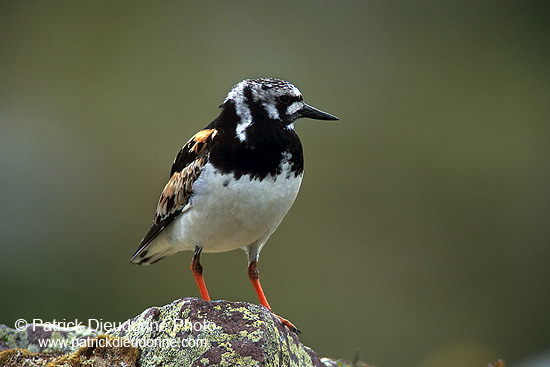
[223,78,338,142]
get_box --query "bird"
[130,78,338,333]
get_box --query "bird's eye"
[278,95,291,104]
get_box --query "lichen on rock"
[111,298,330,366]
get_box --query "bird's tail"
[130,239,179,265]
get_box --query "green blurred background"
[1,1,549,366]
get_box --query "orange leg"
[190,246,210,301]
[248,260,300,333]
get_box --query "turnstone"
[130,78,338,332]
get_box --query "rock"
[0,336,139,367]
[0,348,62,367]
[111,298,346,367]
[49,335,139,367]
[0,298,364,366]
[0,323,99,354]
[0,325,138,367]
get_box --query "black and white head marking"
[224,78,305,142]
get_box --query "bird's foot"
[274,314,301,334]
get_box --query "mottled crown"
[224,78,302,105]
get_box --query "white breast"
[157,162,303,253]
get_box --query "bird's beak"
[299,104,339,121]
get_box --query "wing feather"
[130,128,219,263]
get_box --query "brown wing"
[130,128,219,264]
[171,128,219,176]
